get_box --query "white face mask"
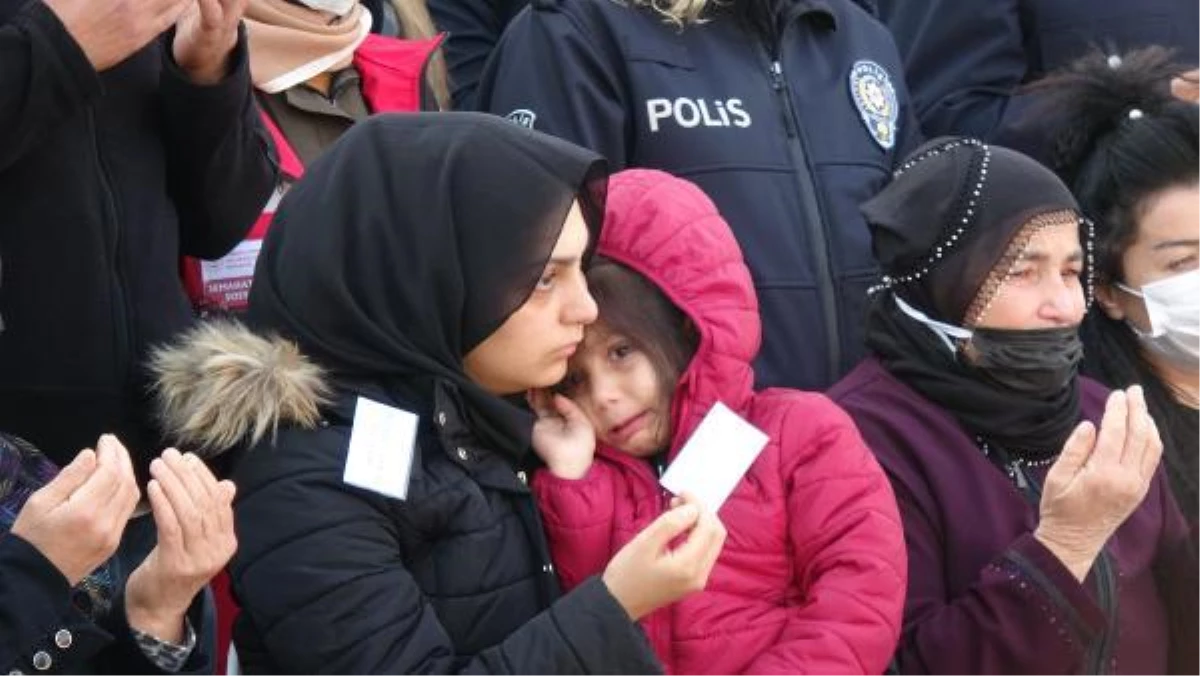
[1118,269,1200,370]
[294,0,358,16]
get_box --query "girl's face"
[1096,183,1200,331]
[560,326,671,457]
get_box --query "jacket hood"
[598,169,760,452]
[149,320,330,456]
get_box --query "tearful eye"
[611,342,634,360]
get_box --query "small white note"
[660,402,769,513]
[343,396,419,500]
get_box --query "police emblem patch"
[848,61,898,150]
[505,109,537,129]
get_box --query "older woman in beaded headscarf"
[829,137,1197,674]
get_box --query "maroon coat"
[829,357,1198,674]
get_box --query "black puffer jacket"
[151,323,662,674]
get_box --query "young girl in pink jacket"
[528,169,907,674]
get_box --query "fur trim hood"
[149,321,330,456]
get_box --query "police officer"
[876,0,1199,142]
[478,0,922,391]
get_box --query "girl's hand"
[529,389,596,480]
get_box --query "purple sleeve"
[891,477,1106,674]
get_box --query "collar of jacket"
[428,381,533,493]
[787,0,838,28]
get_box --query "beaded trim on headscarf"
[963,209,1096,328]
[868,138,991,295]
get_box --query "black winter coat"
[229,383,661,674]
[0,1,276,471]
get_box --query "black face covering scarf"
[248,112,606,459]
[866,299,1083,460]
[862,137,1088,460]
[969,326,1084,396]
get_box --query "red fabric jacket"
[182,33,441,313]
[532,169,908,674]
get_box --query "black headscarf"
[862,137,1087,458]
[248,112,606,458]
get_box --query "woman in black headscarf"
[148,112,726,674]
[828,137,1198,674]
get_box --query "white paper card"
[659,402,769,512]
[343,396,419,500]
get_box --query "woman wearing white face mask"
[829,136,1197,675]
[1030,47,1199,524]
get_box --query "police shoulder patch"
[505,109,537,129]
[848,60,898,150]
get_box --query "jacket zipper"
[764,50,841,380]
[87,109,134,384]
[1009,460,1117,674]
[650,453,672,668]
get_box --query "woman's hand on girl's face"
[1034,386,1163,581]
[528,389,596,480]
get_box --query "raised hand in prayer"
[10,435,140,585]
[41,0,191,71]
[1035,386,1163,581]
[125,449,237,644]
[173,0,250,84]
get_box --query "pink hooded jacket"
[533,169,907,674]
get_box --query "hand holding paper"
[602,492,726,620]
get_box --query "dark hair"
[584,257,699,401]
[1031,47,1199,517]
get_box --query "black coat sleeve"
[428,0,528,110]
[231,432,661,675]
[475,2,629,169]
[0,534,82,672]
[0,0,102,173]
[877,0,1033,140]
[0,533,213,675]
[158,23,277,260]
